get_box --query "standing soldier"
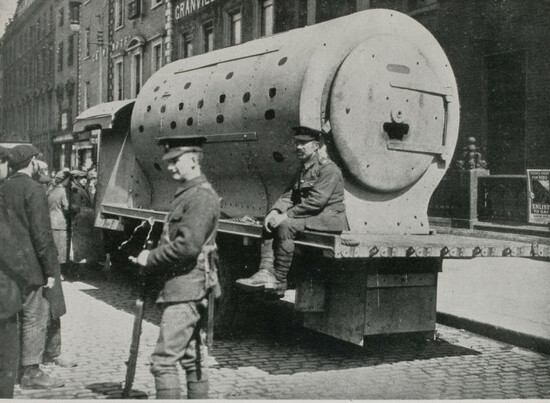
[131,136,220,399]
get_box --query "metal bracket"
[390,80,453,100]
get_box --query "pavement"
[437,257,550,354]
[431,223,550,353]
[12,262,550,400]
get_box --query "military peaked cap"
[292,125,323,142]
[156,135,207,161]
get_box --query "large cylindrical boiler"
[131,8,459,234]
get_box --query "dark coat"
[70,181,101,263]
[271,153,348,232]
[2,173,66,318]
[146,175,220,304]
[0,192,30,320]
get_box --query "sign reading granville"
[527,169,550,224]
[175,0,216,19]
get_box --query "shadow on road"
[86,382,148,399]
[63,264,481,377]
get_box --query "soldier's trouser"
[20,287,49,366]
[0,314,19,398]
[268,217,306,283]
[150,299,209,399]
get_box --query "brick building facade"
[108,0,166,102]
[0,0,57,164]
[52,0,82,170]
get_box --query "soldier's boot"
[155,375,181,399]
[264,240,293,297]
[258,238,275,271]
[235,240,277,289]
[187,371,209,399]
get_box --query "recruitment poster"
[527,169,550,224]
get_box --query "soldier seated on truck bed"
[236,125,347,296]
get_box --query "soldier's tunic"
[145,175,220,397]
[267,153,347,283]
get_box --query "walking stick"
[121,221,154,399]
[122,284,145,399]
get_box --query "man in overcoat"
[44,170,76,368]
[0,146,31,398]
[237,126,347,296]
[3,145,65,389]
[131,136,221,399]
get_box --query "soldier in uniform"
[237,125,347,296]
[131,136,220,399]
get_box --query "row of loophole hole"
[140,56,289,133]
[139,91,278,132]
[138,108,276,132]
[148,86,277,113]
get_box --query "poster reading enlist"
[527,169,550,224]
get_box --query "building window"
[58,7,64,26]
[181,32,193,59]
[485,51,526,174]
[68,34,74,66]
[69,2,80,26]
[57,42,64,71]
[203,21,214,53]
[115,0,124,29]
[152,40,163,72]
[84,27,91,58]
[408,0,438,13]
[84,81,90,110]
[114,59,124,100]
[229,9,242,45]
[260,0,273,37]
[131,52,142,97]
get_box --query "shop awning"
[73,99,135,133]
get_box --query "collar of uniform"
[302,152,320,171]
[174,175,207,197]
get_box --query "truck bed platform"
[100,203,550,259]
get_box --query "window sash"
[115,60,124,100]
[230,11,242,45]
[203,23,213,52]
[261,0,274,37]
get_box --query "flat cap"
[54,170,71,183]
[8,144,41,170]
[38,174,53,184]
[292,125,323,142]
[156,135,206,161]
[70,169,87,178]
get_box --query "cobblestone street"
[14,266,550,400]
